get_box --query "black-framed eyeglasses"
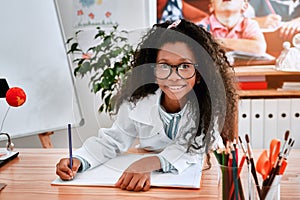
[154,63,197,80]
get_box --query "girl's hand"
[115,156,161,191]
[56,158,81,181]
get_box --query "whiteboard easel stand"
[38,132,54,148]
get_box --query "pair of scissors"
[256,139,281,180]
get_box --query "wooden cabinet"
[234,65,300,98]
[234,65,300,148]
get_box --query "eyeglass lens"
[155,63,196,79]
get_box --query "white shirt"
[74,89,222,174]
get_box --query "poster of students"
[158,0,300,63]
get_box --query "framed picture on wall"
[73,0,156,30]
[73,0,116,28]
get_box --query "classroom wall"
[0,0,156,148]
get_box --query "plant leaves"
[104,93,112,111]
[75,30,82,36]
[99,104,105,112]
[68,25,133,112]
[67,43,81,54]
[101,89,108,99]
[93,83,101,93]
[95,30,105,39]
[78,62,91,74]
[66,37,74,44]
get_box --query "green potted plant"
[66,25,134,113]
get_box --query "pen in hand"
[68,123,73,179]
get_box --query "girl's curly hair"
[113,19,238,154]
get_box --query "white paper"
[52,154,203,188]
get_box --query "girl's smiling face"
[156,42,197,106]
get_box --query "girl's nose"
[168,68,181,81]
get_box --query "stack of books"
[279,82,300,91]
[226,51,276,66]
[235,75,268,90]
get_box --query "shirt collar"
[158,95,187,124]
[129,89,189,125]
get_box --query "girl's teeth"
[169,86,183,90]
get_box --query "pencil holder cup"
[217,163,250,200]
[250,175,281,200]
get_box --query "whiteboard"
[0,0,84,140]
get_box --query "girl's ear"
[241,1,249,13]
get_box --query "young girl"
[56,19,238,192]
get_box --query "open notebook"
[52,153,204,188]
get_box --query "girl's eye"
[159,63,170,70]
[178,63,191,70]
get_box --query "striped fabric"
[157,104,187,172]
[74,155,91,172]
[158,106,183,140]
